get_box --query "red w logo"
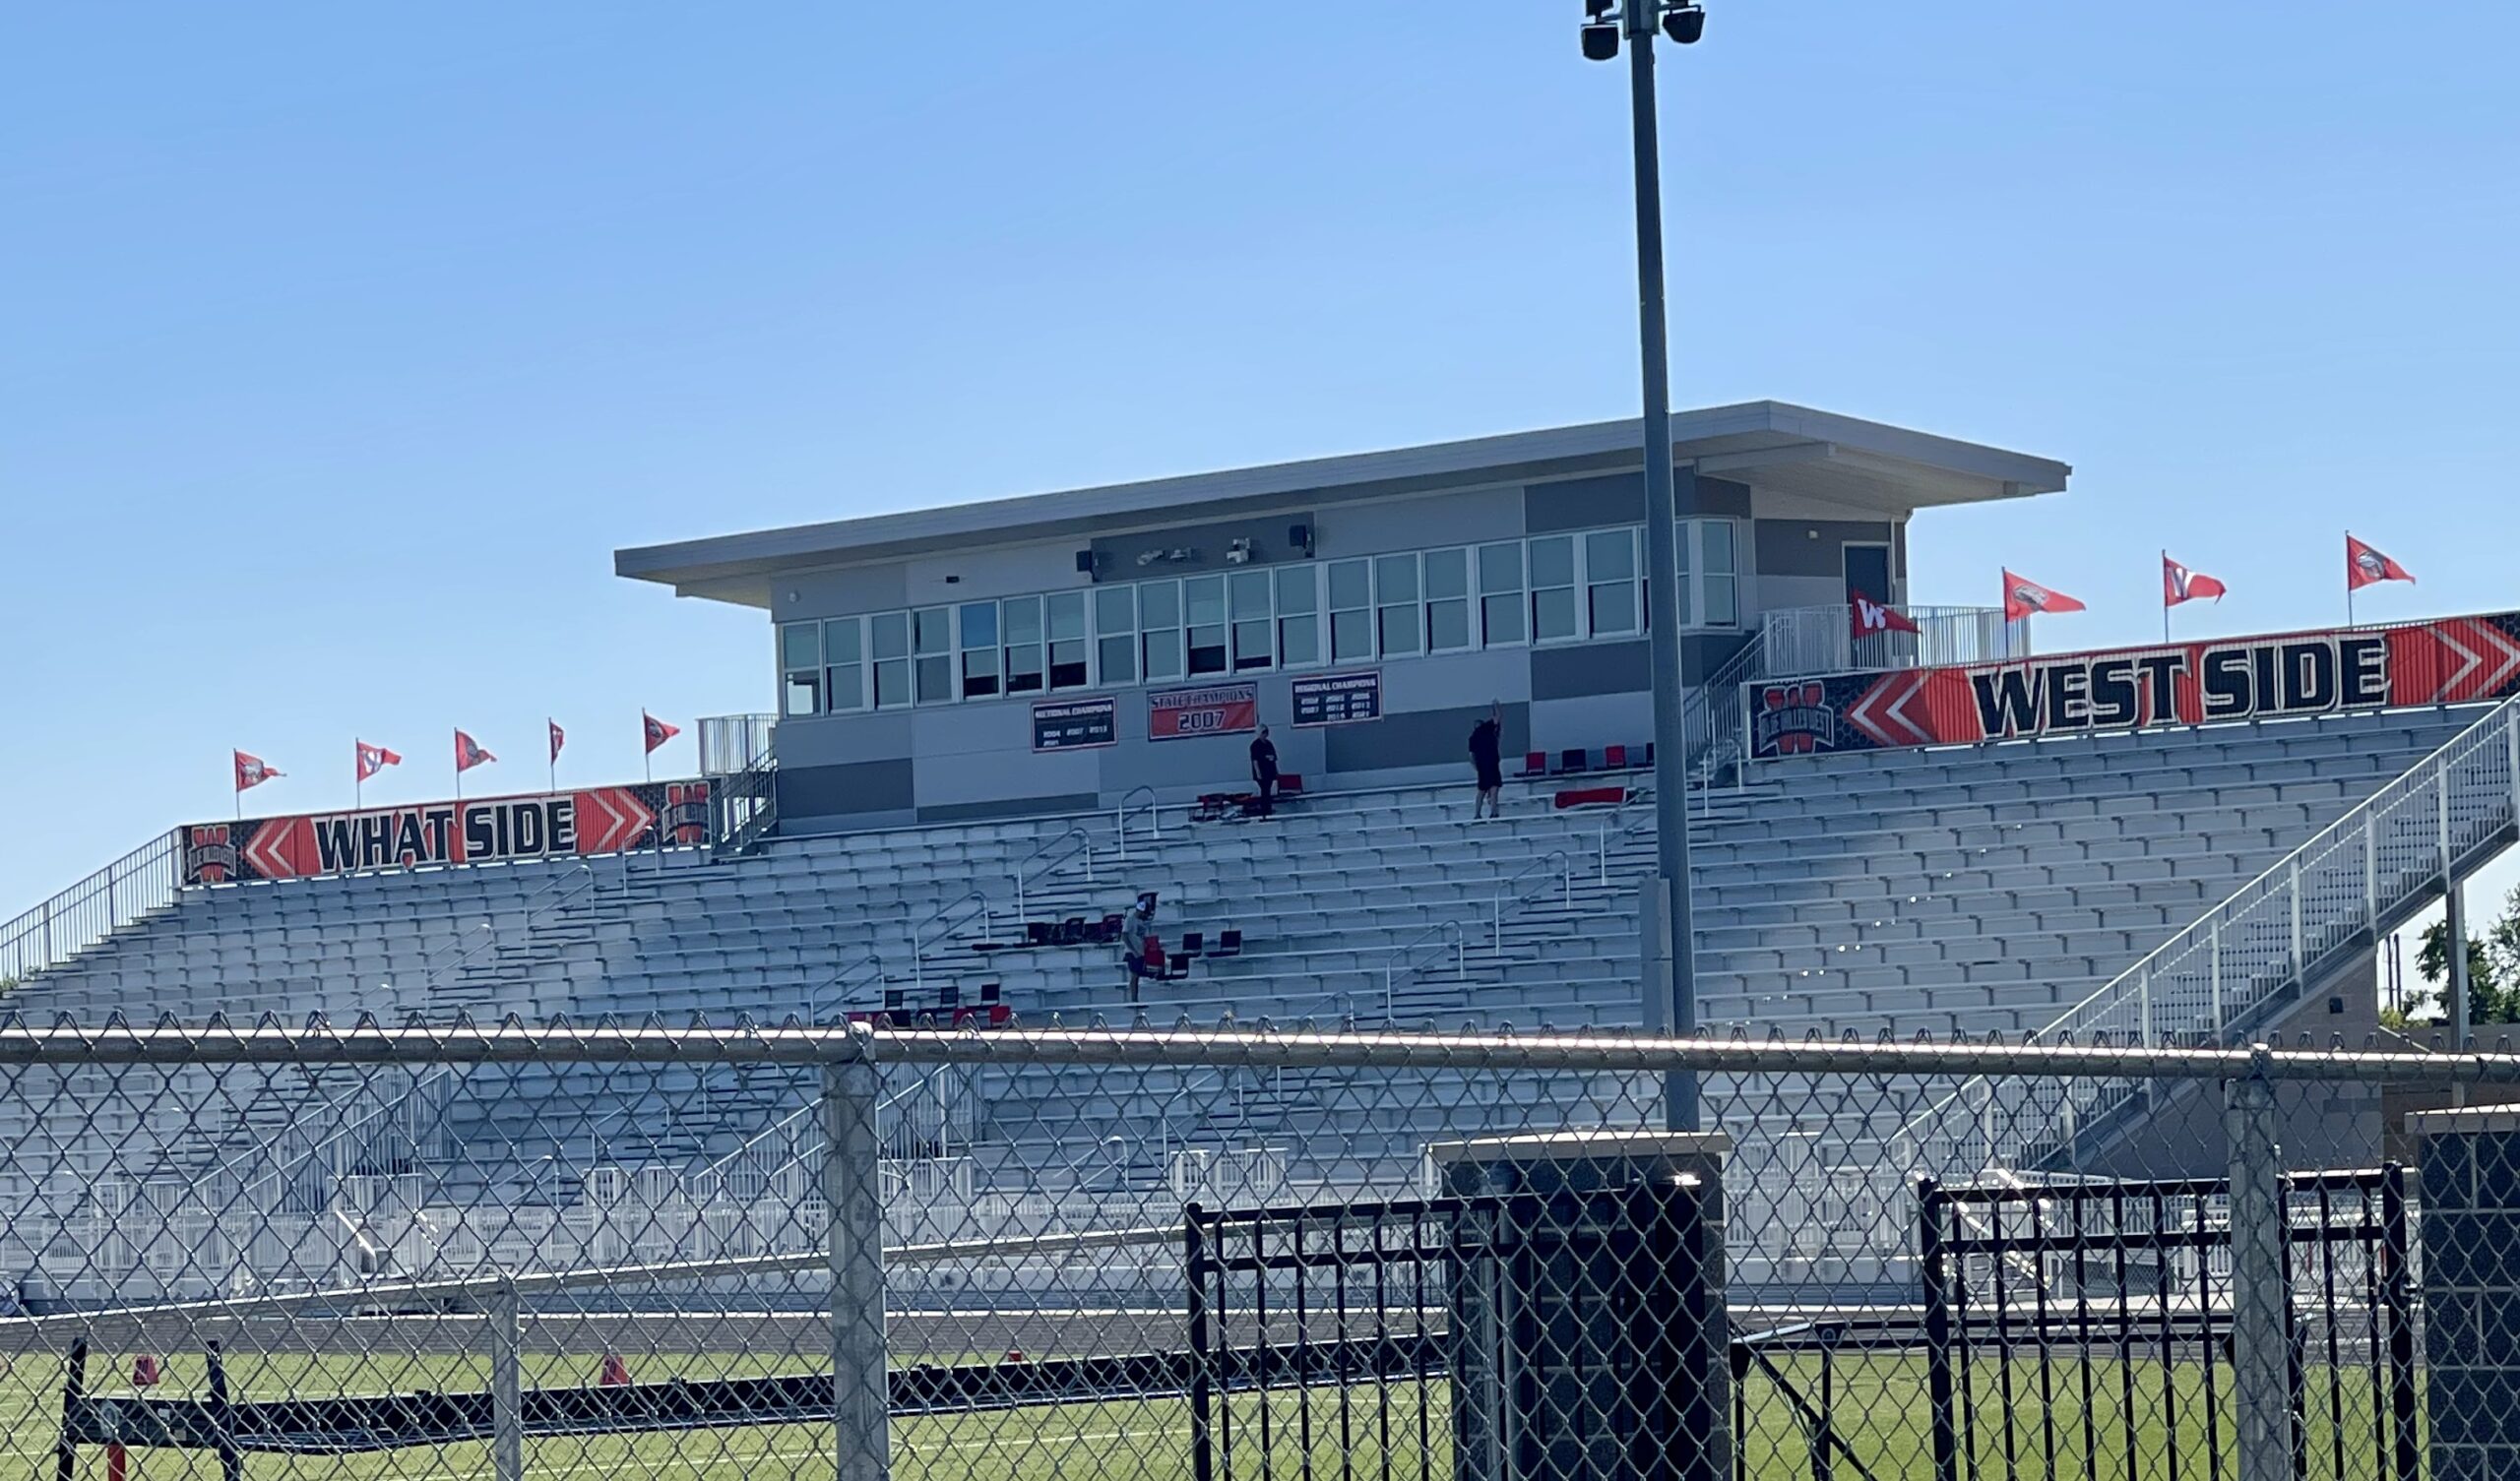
[1757,682,1834,756]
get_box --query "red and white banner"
[2347,535,2415,590]
[232,751,283,793]
[182,779,715,886]
[1148,682,1258,741]
[644,711,681,755]
[1746,610,2520,761]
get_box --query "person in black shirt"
[1249,725,1280,818]
[1469,702,1504,819]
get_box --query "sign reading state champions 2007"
[181,780,714,886]
[1746,611,2520,761]
[1148,683,1258,741]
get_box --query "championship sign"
[1148,683,1258,741]
[1743,611,2520,761]
[183,779,713,886]
[1292,671,1381,728]
[1032,696,1117,752]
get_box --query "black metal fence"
[1918,1167,2420,1481]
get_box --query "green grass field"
[0,1345,2414,1480]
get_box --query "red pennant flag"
[2001,569,2087,621]
[2346,534,2415,591]
[232,751,283,794]
[643,711,681,755]
[2163,554,2228,607]
[455,729,497,773]
[548,719,566,764]
[1848,588,1921,640]
[355,741,403,782]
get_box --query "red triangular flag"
[643,711,681,755]
[355,741,403,782]
[2002,569,2087,621]
[2163,554,2228,607]
[549,719,566,765]
[455,729,497,773]
[1848,588,1921,640]
[2346,534,2414,591]
[232,751,283,794]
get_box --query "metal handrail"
[1490,850,1574,951]
[0,828,184,985]
[414,861,599,999]
[1899,695,2520,1176]
[1116,786,1161,860]
[1383,921,1468,1017]
[809,823,1102,1019]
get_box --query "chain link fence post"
[488,1278,525,1481]
[823,1047,888,1481]
[2226,1047,2293,1481]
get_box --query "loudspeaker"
[1074,549,1098,579]
[1289,523,1313,556]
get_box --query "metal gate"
[1918,1167,2420,1481]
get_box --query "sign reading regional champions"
[1032,696,1117,752]
[1744,611,2520,761]
[1292,671,1382,727]
[1148,682,1258,741]
[181,780,714,887]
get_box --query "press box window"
[1328,560,1373,664]
[1529,535,1578,642]
[958,602,1000,699]
[781,622,822,716]
[1586,528,1639,637]
[1479,542,1525,646]
[1375,553,1421,657]
[1185,575,1228,676]
[1276,566,1320,668]
[1140,580,1184,682]
[913,607,954,704]
[1095,586,1138,685]
[823,617,865,712]
[1423,548,1471,652]
[1048,592,1090,689]
[871,612,913,710]
[1230,570,1273,672]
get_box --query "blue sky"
[5,3,2518,934]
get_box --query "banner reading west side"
[182,779,714,886]
[1745,611,2520,761]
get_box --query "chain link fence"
[0,1020,2509,1480]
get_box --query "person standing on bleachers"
[1120,891,1159,998]
[1469,702,1504,820]
[1249,725,1280,818]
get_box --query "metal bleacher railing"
[0,829,183,985]
[1759,601,2026,679]
[1901,693,2520,1180]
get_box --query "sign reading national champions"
[1032,696,1118,752]
[1744,611,2520,760]
[183,780,714,887]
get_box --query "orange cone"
[130,1354,161,1387]
[598,1353,632,1387]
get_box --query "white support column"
[823,1053,888,1481]
[2289,859,2304,981]
[2363,813,2378,929]
[2211,920,2226,1037]
[2227,1053,2295,1481]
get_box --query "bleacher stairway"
[2,703,2507,1263]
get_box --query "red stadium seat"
[1553,785,1627,810]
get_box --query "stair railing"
[1899,697,2520,1181]
[0,829,184,983]
[413,860,600,1001]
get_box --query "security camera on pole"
[1579,0,1707,1133]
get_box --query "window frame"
[1421,546,1473,654]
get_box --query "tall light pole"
[1583,0,1705,1132]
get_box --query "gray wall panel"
[1530,693,1653,758]
[1687,475,1753,518]
[918,793,1101,825]
[1378,648,1531,714]
[1532,641,1650,701]
[779,758,915,821]
[774,710,914,767]
[1754,519,1895,579]
[1318,486,1524,556]
[1090,515,1312,583]
[1525,471,1645,532]
[1324,702,1522,775]
[781,564,910,622]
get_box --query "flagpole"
[2162,550,2171,646]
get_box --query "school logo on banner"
[1752,682,1836,757]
